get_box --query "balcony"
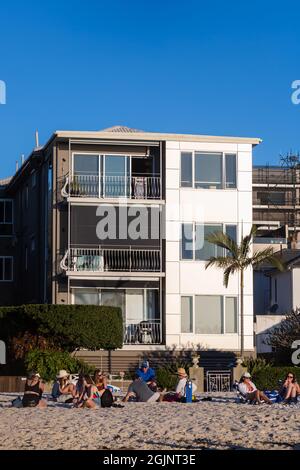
[61,247,161,273]
[124,320,162,345]
[61,175,161,200]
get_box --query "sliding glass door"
[104,155,129,197]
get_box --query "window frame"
[0,199,14,237]
[180,294,238,335]
[180,151,238,190]
[0,256,14,282]
[180,222,238,261]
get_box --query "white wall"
[164,141,254,351]
[255,315,286,353]
[292,268,300,309]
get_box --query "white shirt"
[238,381,257,396]
[175,378,197,397]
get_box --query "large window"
[181,223,236,260]
[180,152,237,189]
[0,257,13,281]
[104,155,129,197]
[0,200,13,236]
[73,154,99,176]
[181,295,238,334]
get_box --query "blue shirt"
[136,367,156,382]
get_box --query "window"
[31,171,37,188]
[181,296,193,333]
[74,289,99,305]
[225,297,238,333]
[195,295,223,334]
[181,223,235,260]
[181,295,238,334]
[180,152,237,189]
[104,155,129,197]
[180,152,192,187]
[195,152,222,189]
[0,257,13,281]
[225,154,237,188]
[73,154,99,176]
[0,200,13,236]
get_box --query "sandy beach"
[0,393,299,451]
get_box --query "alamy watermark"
[0,80,6,104]
[291,339,300,365]
[291,80,300,105]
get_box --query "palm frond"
[205,231,239,258]
[205,256,235,270]
[251,248,285,272]
[239,225,257,258]
[223,266,237,287]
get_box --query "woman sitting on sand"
[51,370,76,403]
[93,369,108,392]
[163,368,197,402]
[238,372,272,405]
[22,371,47,408]
[74,374,102,409]
[279,372,300,404]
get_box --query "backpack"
[101,389,114,408]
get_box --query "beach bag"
[101,389,113,408]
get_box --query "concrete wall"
[255,314,286,353]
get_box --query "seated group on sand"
[19,359,299,408]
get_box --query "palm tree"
[205,225,285,358]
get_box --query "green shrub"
[252,367,300,390]
[0,304,123,355]
[242,357,272,376]
[25,349,95,382]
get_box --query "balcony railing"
[60,247,161,273]
[124,321,162,344]
[61,175,161,200]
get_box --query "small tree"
[205,225,285,358]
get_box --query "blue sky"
[0,0,299,178]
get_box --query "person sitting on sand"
[93,369,108,392]
[123,374,163,403]
[136,360,157,392]
[238,372,272,404]
[175,368,197,400]
[74,374,103,409]
[22,371,47,408]
[52,370,76,403]
[279,372,300,404]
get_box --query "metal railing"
[206,370,232,392]
[253,237,287,245]
[61,175,161,199]
[124,321,162,344]
[60,247,161,272]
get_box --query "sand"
[0,393,299,450]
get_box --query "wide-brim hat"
[177,368,187,377]
[242,372,251,378]
[56,370,69,379]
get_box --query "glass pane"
[0,201,4,223]
[225,297,237,333]
[101,289,125,320]
[5,201,12,223]
[4,258,12,281]
[181,152,192,187]
[0,258,3,280]
[225,154,237,188]
[181,296,193,333]
[74,154,99,175]
[147,290,159,320]
[105,155,127,197]
[126,289,144,324]
[74,289,99,305]
[195,295,223,334]
[195,224,223,260]
[195,153,222,189]
[225,225,237,243]
[181,223,193,259]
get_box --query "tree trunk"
[240,269,244,358]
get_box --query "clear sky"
[0,0,299,178]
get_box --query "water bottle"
[185,379,193,403]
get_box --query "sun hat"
[141,360,149,368]
[242,372,251,378]
[56,370,69,379]
[177,367,188,377]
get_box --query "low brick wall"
[0,376,26,393]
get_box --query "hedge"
[0,304,123,353]
[252,367,300,390]
[25,349,95,382]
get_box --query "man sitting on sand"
[136,360,157,392]
[52,370,76,403]
[123,375,163,403]
[238,372,272,404]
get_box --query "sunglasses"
[287,375,294,379]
